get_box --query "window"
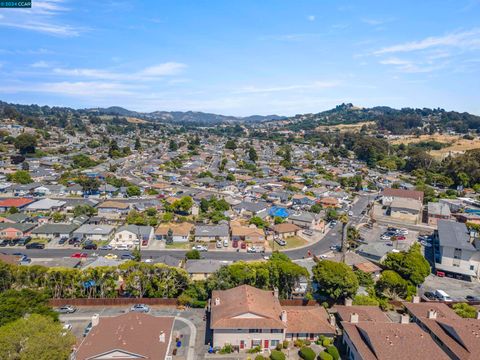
[470,265,475,270]
[252,339,261,347]
[270,340,279,347]
[271,329,282,333]
[249,329,261,333]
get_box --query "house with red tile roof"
[0,198,36,212]
[209,285,335,350]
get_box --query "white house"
[111,225,154,249]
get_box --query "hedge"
[318,351,333,360]
[299,346,316,360]
[326,346,339,360]
[270,350,286,360]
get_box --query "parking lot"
[358,223,418,251]
[421,274,480,301]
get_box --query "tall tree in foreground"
[0,314,76,360]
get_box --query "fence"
[49,297,179,307]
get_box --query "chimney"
[159,331,165,343]
[400,314,410,324]
[350,312,359,324]
[214,297,221,306]
[273,287,279,299]
[92,313,100,327]
[329,314,336,327]
[427,309,437,320]
[281,310,287,323]
[344,298,353,307]
[412,296,420,304]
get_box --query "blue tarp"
[269,206,289,218]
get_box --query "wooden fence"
[49,297,179,307]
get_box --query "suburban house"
[388,197,423,224]
[287,211,325,231]
[434,220,480,280]
[30,223,79,240]
[334,300,449,360]
[0,223,36,239]
[194,223,230,242]
[185,259,232,280]
[317,197,339,208]
[97,201,130,219]
[25,198,66,212]
[73,224,116,241]
[0,197,36,212]
[73,313,174,360]
[230,222,265,244]
[155,222,194,242]
[381,188,424,205]
[404,301,480,360]
[291,194,316,206]
[209,285,335,350]
[232,201,269,218]
[111,225,155,248]
[271,223,301,239]
[427,202,451,226]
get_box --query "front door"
[240,341,245,349]
[264,340,269,349]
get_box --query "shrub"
[275,343,283,351]
[299,346,316,360]
[322,338,331,347]
[318,351,333,360]
[294,339,305,347]
[255,355,265,360]
[247,346,261,354]
[270,350,286,360]
[282,340,289,349]
[453,303,477,318]
[219,344,233,354]
[326,346,340,360]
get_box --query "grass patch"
[269,235,308,250]
[165,242,192,249]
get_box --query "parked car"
[223,239,229,247]
[274,238,286,246]
[115,244,130,251]
[142,239,148,246]
[420,240,432,247]
[121,253,135,260]
[466,295,480,301]
[329,221,337,228]
[303,229,313,236]
[16,236,31,246]
[57,305,77,314]
[240,242,247,250]
[423,291,437,301]
[58,237,68,245]
[232,240,239,248]
[99,244,113,250]
[83,242,97,250]
[83,322,93,337]
[26,242,45,249]
[247,246,257,253]
[216,240,222,248]
[62,323,73,332]
[380,235,391,241]
[193,244,208,252]
[68,237,81,246]
[435,289,452,302]
[70,252,88,258]
[130,304,150,313]
[104,253,118,260]
[394,236,406,241]
[348,211,353,216]
[0,239,9,247]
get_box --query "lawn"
[165,242,192,249]
[268,235,308,250]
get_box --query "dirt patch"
[315,121,375,132]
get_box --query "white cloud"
[52,62,187,81]
[374,28,480,54]
[31,61,51,68]
[307,15,316,21]
[236,81,340,94]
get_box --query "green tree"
[382,244,430,286]
[0,289,58,327]
[318,351,333,360]
[7,170,32,184]
[225,139,237,150]
[73,204,97,217]
[312,260,359,301]
[226,173,236,181]
[14,133,37,154]
[249,216,267,229]
[77,176,100,193]
[249,147,258,162]
[185,249,201,260]
[135,137,141,150]
[298,346,316,360]
[310,204,322,214]
[452,303,477,318]
[375,270,408,300]
[126,185,141,197]
[270,350,286,360]
[0,314,76,360]
[352,294,379,306]
[169,140,179,151]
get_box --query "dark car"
[423,291,437,301]
[68,237,81,246]
[16,236,31,246]
[58,237,68,245]
[26,242,45,249]
[466,295,480,302]
[0,239,9,247]
[83,242,98,250]
[121,253,135,260]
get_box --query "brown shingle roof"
[283,306,335,334]
[210,285,286,330]
[334,305,392,323]
[272,223,301,234]
[75,313,174,360]
[97,201,130,209]
[155,222,193,236]
[382,188,424,202]
[342,321,450,360]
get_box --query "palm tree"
[339,213,349,256]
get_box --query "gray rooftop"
[194,223,229,237]
[437,220,476,251]
[185,259,232,274]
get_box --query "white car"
[381,235,391,241]
[115,244,130,251]
[193,244,208,252]
[348,211,353,216]
[62,323,73,331]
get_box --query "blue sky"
[0,0,480,116]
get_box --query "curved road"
[1,194,374,262]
